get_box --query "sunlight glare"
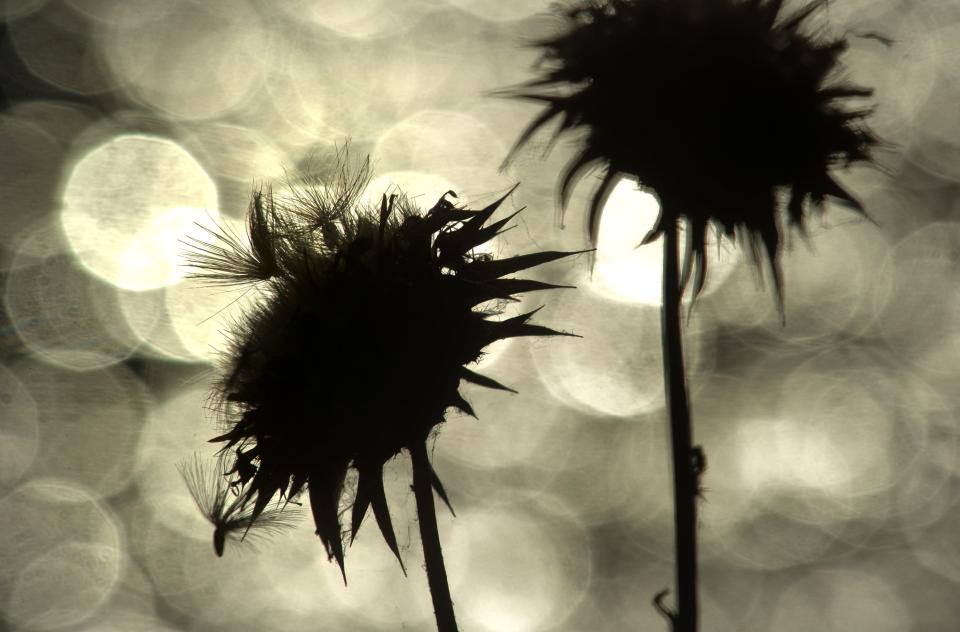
[60,134,218,291]
[591,178,738,304]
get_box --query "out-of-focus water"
[1,0,959,630]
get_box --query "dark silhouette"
[179,452,301,557]
[181,150,584,632]
[500,1,879,630]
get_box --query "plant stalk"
[411,441,459,632]
[661,217,699,632]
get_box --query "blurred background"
[1,0,959,630]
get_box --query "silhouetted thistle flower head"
[183,154,579,576]
[504,0,879,302]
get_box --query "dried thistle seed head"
[184,152,582,578]
[503,0,880,305]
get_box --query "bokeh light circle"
[0,479,124,630]
[589,177,739,305]
[99,0,272,121]
[530,288,707,418]
[0,364,39,494]
[447,494,592,632]
[4,221,147,371]
[60,134,219,291]
[9,358,151,499]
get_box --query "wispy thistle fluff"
[178,453,301,557]
[503,0,879,305]
[183,150,581,579]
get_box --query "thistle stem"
[411,441,459,632]
[661,217,699,632]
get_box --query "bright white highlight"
[60,135,218,291]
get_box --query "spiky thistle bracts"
[184,157,582,579]
[503,0,879,306]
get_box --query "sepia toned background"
[1,0,959,630]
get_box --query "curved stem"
[411,441,459,632]
[661,217,699,632]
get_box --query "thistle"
[183,151,581,632]
[505,0,878,304]
[502,1,880,630]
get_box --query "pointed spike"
[759,0,785,27]
[378,193,394,244]
[640,227,663,246]
[369,473,406,575]
[501,304,541,325]
[419,206,477,236]
[309,478,347,585]
[449,391,477,418]
[380,193,389,223]
[437,208,523,261]
[434,186,521,257]
[277,476,290,503]
[238,486,272,544]
[781,0,827,31]
[772,258,786,326]
[465,184,520,229]
[501,322,581,340]
[429,466,456,517]
[818,85,874,102]
[685,250,707,325]
[820,177,867,216]
[288,473,307,500]
[539,110,576,160]
[481,183,521,215]
[246,480,277,528]
[487,278,576,297]
[501,106,563,169]
[757,221,786,326]
[488,77,558,95]
[454,278,576,308]
[208,431,237,444]
[558,148,601,211]
[692,244,707,302]
[350,473,371,543]
[787,185,806,226]
[640,207,665,246]
[679,220,695,297]
[687,220,708,300]
[486,83,524,100]
[500,91,566,105]
[587,169,620,246]
[489,307,579,341]
[483,207,524,237]
[463,249,592,281]
[336,552,347,586]
[460,367,517,393]
[462,221,518,253]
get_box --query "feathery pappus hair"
[178,453,301,557]
[182,150,583,578]
[502,0,881,307]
